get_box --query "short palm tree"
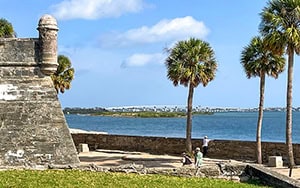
[51,55,75,94]
[0,18,15,38]
[241,36,285,164]
[165,38,217,153]
[260,0,300,171]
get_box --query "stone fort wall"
[71,133,300,164]
[0,15,79,168]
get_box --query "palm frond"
[240,35,285,79]
[165,38,217,88]
[51,55,75,94]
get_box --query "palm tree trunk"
[256,72,265,164]
[286,46,295,176]
[186,83,194,154]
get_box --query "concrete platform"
[78,149,300,182]
[79,149,242,169]
[78,150,183,168]
[270,166,300,181]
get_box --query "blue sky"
[1,0,300,108]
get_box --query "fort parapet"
[0,15,79,168]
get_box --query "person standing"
[194,147,203,167]
[202,136,211,157]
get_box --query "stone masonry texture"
[0,15,79,168]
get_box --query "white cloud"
[101,16,209,47]
[121,53,165,68]
[51,0,146,20]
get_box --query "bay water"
[65,111,300,143]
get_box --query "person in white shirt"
[202,136,212,157]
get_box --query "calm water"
[65,111,300,143]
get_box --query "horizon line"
[63,105,293,109]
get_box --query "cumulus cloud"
[121,53,165,68]
[101,16,209,47]
[51,0,146,20]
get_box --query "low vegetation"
[63,107,213,118]
[63,107,107,114]
[0,170,268,188]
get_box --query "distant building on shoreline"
[63,105,300,114]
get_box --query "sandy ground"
[78,149,300,181]
[78,149,243,168]
[78,149,183,168]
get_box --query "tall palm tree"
[51,55,75,94]
[241,36,285,164]
[165,38,217,153]
[260,0,300,171]
[0,18,15,38]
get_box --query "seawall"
[71,133,300,164]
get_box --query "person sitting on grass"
[181,152,192,166]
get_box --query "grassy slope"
[0,170,269,188]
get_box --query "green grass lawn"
[0,170,269,188]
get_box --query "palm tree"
[260,0,300,172]
[0,18,15,38]
[165,38,217,153]
[51,55,75,94]
[241,36,285,164]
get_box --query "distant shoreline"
[63,106,300,115]
[90,111,213,118]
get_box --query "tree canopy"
[165,38,217,88]
[241,36,285,79]
[0,18,15,38]
[51,55,75,94]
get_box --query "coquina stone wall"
[71,133,300,164]
[0,15,79,168]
